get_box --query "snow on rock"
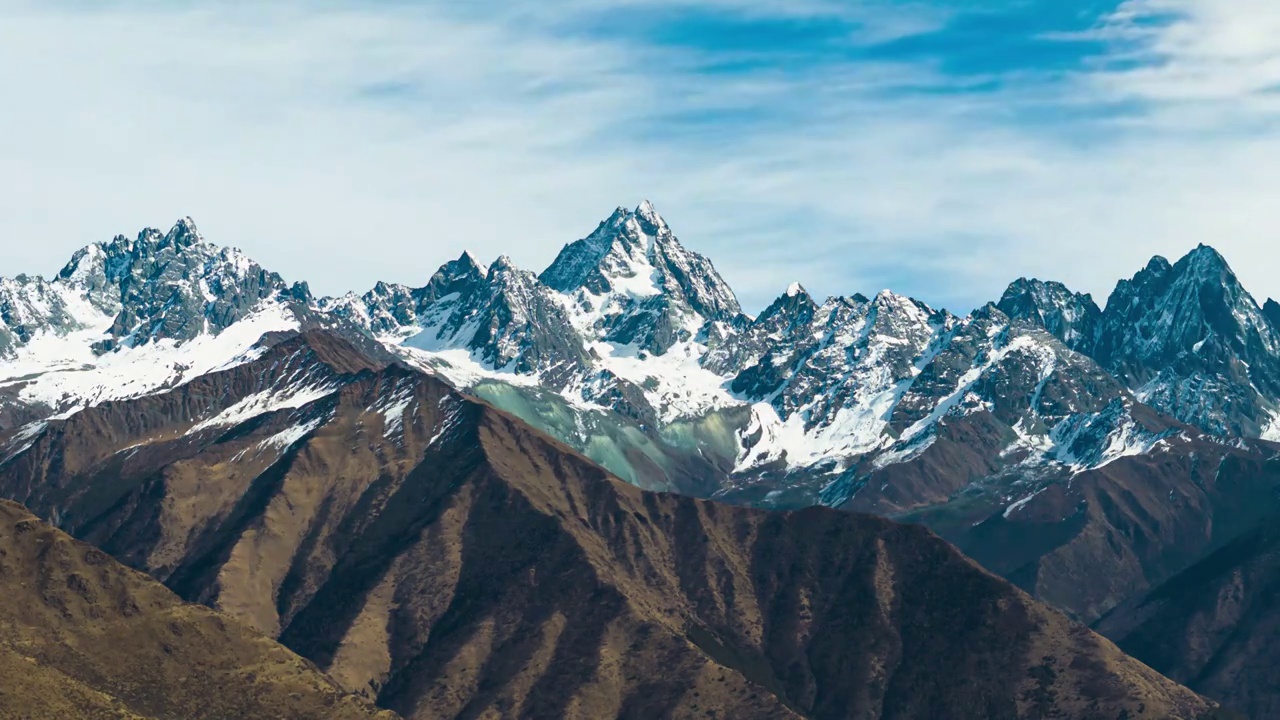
[1050,399,1178,471]
[368,376,419,438]
[1003,487,1048,519]
[1,301,301,418]
[1264,412,1280,442]
[261,414,328,451]
[11,207,1274,512]
[540,202,742,355]
[188,378,336,435]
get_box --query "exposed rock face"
[702,282,819,376]
[1097,509,1280,720]
[997,278,1102,354]
[371,255,588,389]
[0,331,1217,720]
[61,218,298,350]
[322,253,487,338]
[1263,298,1280,332]
[0,499,394,720]
[1090,247,1280,438]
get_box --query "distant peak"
[634,199,667,233]
[457,250,488,275]
[1263,298,1280,328]
[1143,255,1172,275]
[872,289,905,305]
[489,255,518,274]
[162,217,203,250]
[1184,243,1229,268]
[785,282,807,298]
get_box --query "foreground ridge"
[0,498,395,720]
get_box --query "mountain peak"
[1094,242,1280,436]
[996,276,1101,352]
[1143,255,1173,276]
[1264,298,1280,329]
[635,199,667,234]
[161,216,203,250]
[489,254,518,275]
[760,282,817,318]
[1182,243,1231,273]
[458,250,488,276]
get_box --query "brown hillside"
[886,409,1280,623]
[0,499,395,720]
[1097,514,1280,719]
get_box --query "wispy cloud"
[2,0,1279,314]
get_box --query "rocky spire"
[540,202,742,354]
[996,277,1101,354]
[1091,244,1280,436]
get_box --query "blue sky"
[3,0,1280,313]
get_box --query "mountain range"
[2,203,1277,717]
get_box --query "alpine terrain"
[0,207,1274,717]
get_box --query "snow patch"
[188,383,336,434]
[261,415,326,450]
[1,301,300,417]
[1004,488,1047,518]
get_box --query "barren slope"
[0,499,395,720]
[1097,514,1280,719]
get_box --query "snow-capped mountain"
[1093,246,1280,438]
[321,252,487,338]
[0,219,322,423]
[316,202,1269,517]
[4,203,1280,631]
[1001,245,1280,439]
[541,200,744,354]
[5,204,1280,505]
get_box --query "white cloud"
[1,0,1279,315]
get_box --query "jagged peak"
[1264,298,1280,328]
[870,288,928,311]
[758,283,818,321]
[163,216,202,248]
[1000,276,1090,303]
[457,250,488,276]
[288,280,312,303]
[488,256,544,291]
[971,301,1008,323]
[370,280,409,296]
[996,277,1101,343]
[1166,244,1234,280]
[1187,242,1228,263]
[1141,254,1173,276]
[635,199,668,234]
